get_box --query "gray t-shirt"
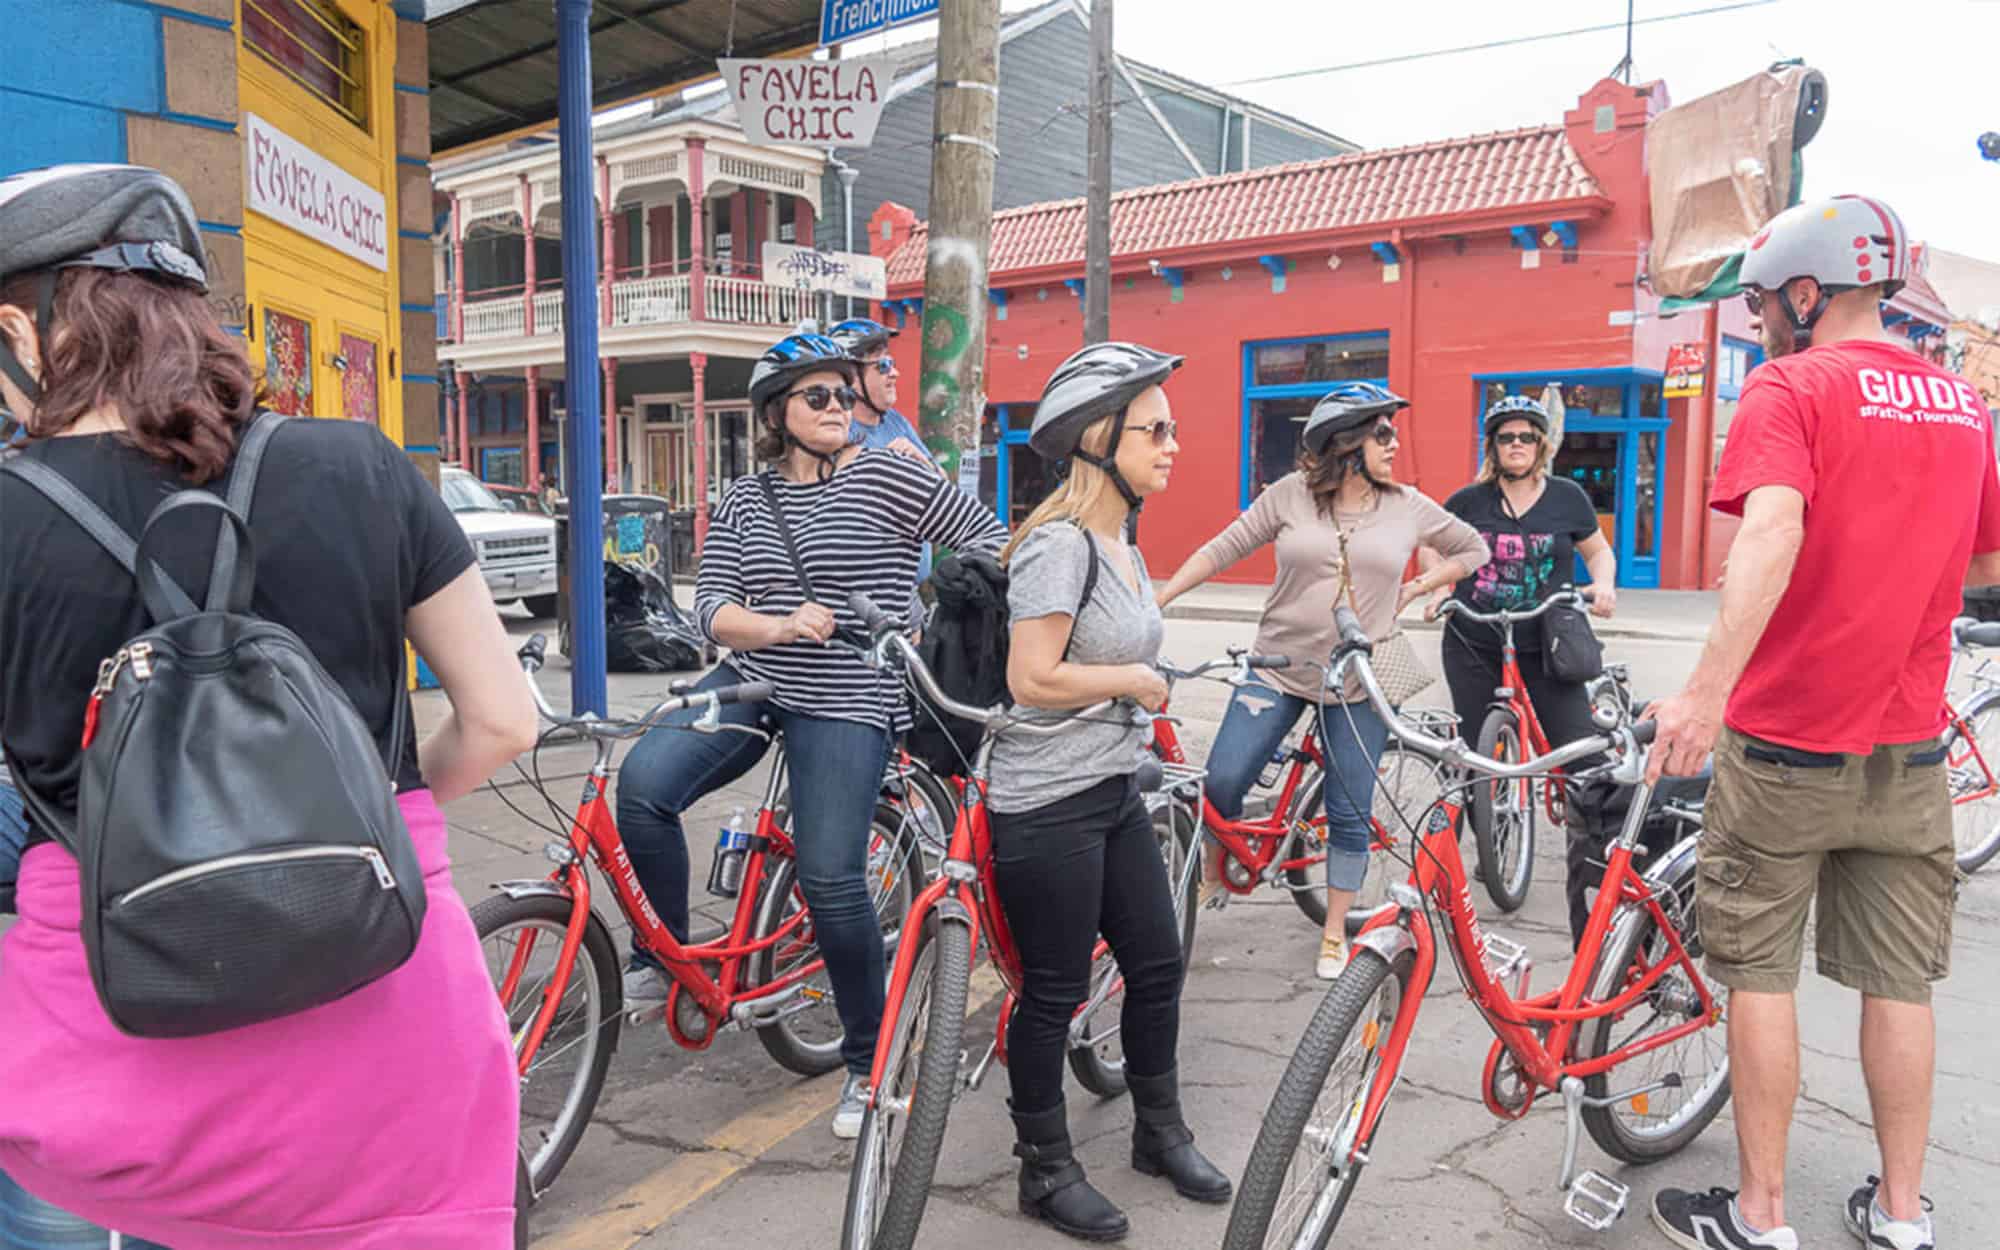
[988,523,1163,814]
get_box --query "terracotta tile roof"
[885,124,1606,287]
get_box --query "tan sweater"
[1196,473,1490,701]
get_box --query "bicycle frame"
[500,731,837,1066]
[1151,714,1330,889]
[1485,620,1568,825]
[1946,695,2000,808]
[1347,793,1719,1153]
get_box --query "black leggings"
[989,775,1186,1114]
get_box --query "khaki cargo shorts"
[1698,726,1957,1004]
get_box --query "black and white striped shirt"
[694,450,1007,729]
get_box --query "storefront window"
[1555,383,1625,417]
[1248,394,1316,498]
[243,0,368,129]
[1633,431,1659,559]
[1638,382,1663,418]
[1554,431,1618,513]
[1251,334,1389,388]
[481,448,525,487]
[263,308,313,417]
[339,334,379,425]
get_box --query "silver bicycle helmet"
[0,164,208,406]
[1028,342,1182,519]
[1298,382,1409,456]
[1740,194,1911,349]
[1482,394,1550,437]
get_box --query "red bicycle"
[1151,651,1455,931]
[472,636,931,1194]
[838,594,1200,1250]
[1223,608,1730,1247]
[1438,589,1594,912]
[1945,615,2000,873]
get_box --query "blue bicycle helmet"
[1298,382,1409,456]
[748,332,859,410]
[827,316,897,357]
[1482,394,1550,437]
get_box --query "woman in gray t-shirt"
[986,343,1229,1242]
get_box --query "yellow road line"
[537,965,1008,1250]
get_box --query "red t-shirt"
[1712,340,2000,753]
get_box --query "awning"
[426,0,820,154]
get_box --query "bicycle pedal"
[1563,1170,1629,1231]
[1480,933,1531,982]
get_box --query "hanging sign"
[1664,342,1709,398]
[243,113,389,271]
[719,55,894,148]
[763,243,888,301]
[820,0,939,45]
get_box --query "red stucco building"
[875,77,1789,590]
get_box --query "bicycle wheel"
[1949,699,2000,873]
[888,757,957,865]
[1222,945,1415,1250]
[472,892,623,1195]
[1470,707,1536,912]
[752,801,929,1076]
[1068,794,1200,1097]
[1577,845,1732,1163]
[1285,746,1433,934]
[841,917,972,1250]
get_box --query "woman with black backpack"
[985,342,1231,1243]
[0,166,536,1248]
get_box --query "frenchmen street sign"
[719,55,894,148]
[820,0,939,45]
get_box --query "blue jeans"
[1205,682,1390,892]
[0,1169,170,1250]
[0,782,26,913]
[615,664,892,1074]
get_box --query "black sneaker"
[1652,1187,1800,1250]
[1845,1175,1936,1250]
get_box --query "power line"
[1215,0,1780,90]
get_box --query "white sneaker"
[1315,934,1349,981]
[1845,1176,1935,1250]
[622,962,669,1006]
[832,1072,868,1140]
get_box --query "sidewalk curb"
[1159,602,1708,644]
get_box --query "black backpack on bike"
[3,412,426,1038]
[904,525,1099,778]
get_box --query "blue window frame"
[987,404,1045,525]
[1472,368,1668,589]
[1240,332,1391,508]
[1717,335,1765,401]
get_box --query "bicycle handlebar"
[1157,649,1292,685]
[1435,588,1591,628]
[514,634,772,739]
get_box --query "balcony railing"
[449,271,812,344]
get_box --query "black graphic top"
[1443,477,1600,650]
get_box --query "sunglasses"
[1742,288,1765,316]
[1125,418,1178,446]
[787,384,859,412]
[868,355,898,377]
[1493,430,1542,447]
[1366,422,1398,447]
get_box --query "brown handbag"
[1335,523,1435,707]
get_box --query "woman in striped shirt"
[615,332,1005,1137]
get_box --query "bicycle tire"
[1068,795,1200,1097]
[1284,749,1425,936]
[1950,699,2000,873]
[752,801,929,1076]
[897,761,959,865]
[1578,844,1732,1163]
[840,917,972,1250]
[472,891,623,1195]
[1222,945,1415,1250]
[1470,707,1536,912]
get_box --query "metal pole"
[833,154,860,320]
[555,0,607,716]
[1083,0,1113,344]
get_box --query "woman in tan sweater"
[1157,383,1488,977]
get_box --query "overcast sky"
[956,0,1999,259]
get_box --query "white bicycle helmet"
[1028,342,1182,520]
[1740,195,1911,346]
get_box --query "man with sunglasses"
[828,318,932,469]
[1645,197,2000,1250]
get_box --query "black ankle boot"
[1127,1068,1233,1204]
[1010,1101,1130,1242]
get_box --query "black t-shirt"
[1,420,474,845]
[1443,477,1600,650]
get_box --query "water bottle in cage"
[706,806,751,898]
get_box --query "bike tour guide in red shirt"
[1647,196,2000,1250]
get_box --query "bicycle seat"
[1954,618,2000,649]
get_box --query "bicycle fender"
[1353,921,1417,966]
[495,878,573,903]
[934,895,975,928]
[1948,685,2000,746]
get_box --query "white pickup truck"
[440,467,558,618]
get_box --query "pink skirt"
[0,792,519,1249]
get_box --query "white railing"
[613,274,693,327]
[533,289,564,333]
[462,297,526,341]
[706,275,813,327]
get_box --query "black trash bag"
[604,561,706,673]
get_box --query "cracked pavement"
[428,616,2000,1249]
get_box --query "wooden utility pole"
[916,0,1002,493]
[1084,0,1113,344]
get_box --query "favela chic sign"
[244,113,388,271]
[719,55,894,148]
